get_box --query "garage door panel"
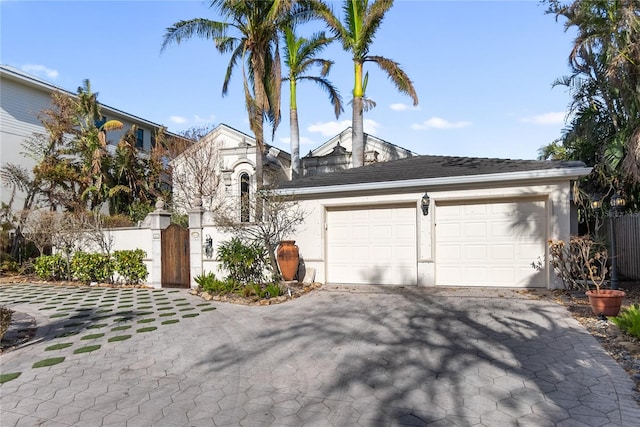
[491,245,515,260]
[327,206,417,285]
[436,199,547,287]
[465,245,487,259]
[464,223,487,237]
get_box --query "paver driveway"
[1,284,638,426]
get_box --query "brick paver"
[1,284,638,426]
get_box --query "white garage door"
[435,198,547,287]
[326,205,417,285]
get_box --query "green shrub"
[1,306,13,340]
[611,304,640,339]
[264,283,283,298]
[71,252,112,283]
[113,249,147,284]
[217,238,270,284]
[34,254,67,280]
[195,271,241,294]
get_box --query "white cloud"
[307,119,380,136]
[390,103,421,112]
[519,112,565,125]
[21,64,59,80]
[308,120,352,136]
[169,116,187,124]
[169,113,216,126]
[411,117,472,130]
[280,136,315,146]
[193,114,216,124]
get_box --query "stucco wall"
[289,181,573,288]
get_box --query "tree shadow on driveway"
[196,286,635,426]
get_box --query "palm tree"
[162,1,309,204]
[546,0,640,184]
[282,25,343,179]
[312,0,418,167]
[74,80,123,211]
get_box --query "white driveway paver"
[1,284,638,426]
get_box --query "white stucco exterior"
[277,173,585,289]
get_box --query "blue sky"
[1,0,577,160]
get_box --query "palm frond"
[367,55,419,105]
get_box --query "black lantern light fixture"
[204,235,213,259]
[608,190,626,290]
[421,193,430,216]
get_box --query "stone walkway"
[1,283,639,426]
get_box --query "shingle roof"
[277,155,588,189]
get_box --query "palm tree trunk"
[290,107,300,179]
[352,95,365,168]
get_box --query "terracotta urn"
[585,289,626,317]
[277,240,299,281]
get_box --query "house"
[301,128,415,176]
[171,124,413,216]
[275,155,591,288]
[170,124,291,215]
[0,64,175,211]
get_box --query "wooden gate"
[161,224,190,288]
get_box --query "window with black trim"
[136,128,144,149]
[240,173,250,222]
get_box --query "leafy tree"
[214,189,305,277]
[312,0,418,167]
[165,125,224,213]
[282,24,343,179]
[542,0,640,210]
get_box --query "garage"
[435,198,547,287]
[326,205,417,285]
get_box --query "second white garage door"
[435,198,547,287]
[326,205,417,285]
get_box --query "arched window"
[240,173,250,222]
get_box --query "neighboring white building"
[301,127,415,177]
[171,124,291,217]
[171,124,415,218]
[0,65,175,211]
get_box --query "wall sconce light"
[421,193,430,216]
[204,235,213,259]
[611,190,626,209]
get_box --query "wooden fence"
[612,213,640,281]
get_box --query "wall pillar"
[188,207,204,289]
[148,200,171,289]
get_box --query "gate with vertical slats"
[161,224,190,288]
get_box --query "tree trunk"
[352,96,364,168]
[290,108,300,179]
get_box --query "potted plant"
[549,236,625,316]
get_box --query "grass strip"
[55,331,79,338]
[0,372,22,383]
[158,312,176,317]
[111,325,132,331]
[45,343,73,351]
[136,327,157,333]
[161,319,179,325]
[182,313,199,318]
[33,357,65,368]
[73,345,101,354]
[108,335,132,342]
[86,323,108,329]
[201,307,217,312]
[81,333,105,340]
